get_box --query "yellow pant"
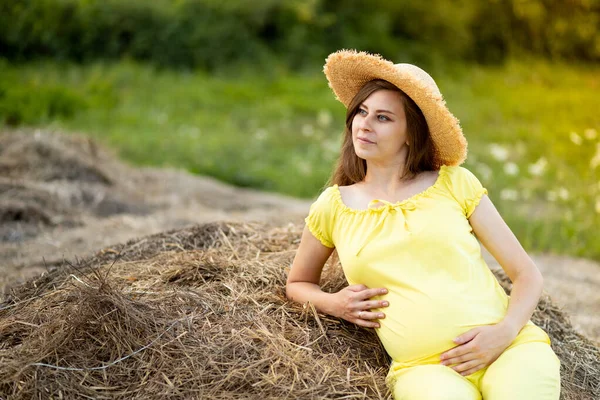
[390,342,560,399]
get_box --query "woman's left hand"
[439,323,519,376]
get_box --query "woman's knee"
[481,342,560,400]
[391,365,481,400]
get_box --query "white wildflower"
[564,210,573,221]
[476,163,493,181]
[584,128,598,140]
[558,187,569,201]
[302,124,315,137]
[546,190,557,202]
[528,157,548,176]
[569,131,582,145]
[321,139,340,154]
[590,143,600,169]
[503,162,519,176]
[500,189,519,201]
[254,129,268,141]
[297,160,312,175]
[489,143,509,161]
[317,110,333,128]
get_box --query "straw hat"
[324,49,467,168]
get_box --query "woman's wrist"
[316,291,337,317]
[286,282,336,316]
[498,317,521,339]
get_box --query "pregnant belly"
[375,287,508,363]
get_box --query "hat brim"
[324,49,467,168]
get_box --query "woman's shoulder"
[305,186,340,248]
[439,164,488,215]
[310,183,370,215]
[437,164,482,187]
[313,184,340,202]
[307,185,340,214]
[440,164,475,177]
[336,183,367,211]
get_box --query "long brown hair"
[327,79,435,187]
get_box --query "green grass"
[1,58,599,260]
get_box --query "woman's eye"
[358,108,367,115]
[378,115,389,121]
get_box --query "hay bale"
[0,130,113,184]
[0,130,152,242]
[1,222,598,399]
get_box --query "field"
[0,58,598,259]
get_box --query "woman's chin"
[354,149,375,159]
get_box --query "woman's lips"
[358,137,375,144]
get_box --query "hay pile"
[1,221,599,399]
[0,130,150,242]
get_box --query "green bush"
[0,81,87,126]
[1,0,598,70]
[0,0,286,69]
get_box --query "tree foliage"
[0,0,598,69]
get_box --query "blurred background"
[0,0,599,260]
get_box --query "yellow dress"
[304,165,551,384]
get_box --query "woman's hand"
[440,323,519,376]
[327,284,389,328]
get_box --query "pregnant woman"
[286,50,560,399]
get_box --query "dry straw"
[0,130,151,243]
[1,221,599,399]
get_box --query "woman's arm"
[469,194,543,335]
[286,226,336,312]
[440,194,544,375]
[287,226,388,328]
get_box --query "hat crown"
[394,63,441,97]
[323,49,467,167]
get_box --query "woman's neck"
[362,159,413,195]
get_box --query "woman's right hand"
[328,284,389,328]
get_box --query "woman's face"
[351,89,409,163]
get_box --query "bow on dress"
[354,198,417,256]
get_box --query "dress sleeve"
[304,186,336,248]
[446,166,488,218]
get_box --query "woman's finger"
[360,299,389,309]
[457,364,486,377]
[440,343,473,363]
[357,310,385,321]
[356,287,388,300]
[451,359,480,374]
[441,351,475,366]
[354,316,380,328]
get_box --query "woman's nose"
[356,114,372,131]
